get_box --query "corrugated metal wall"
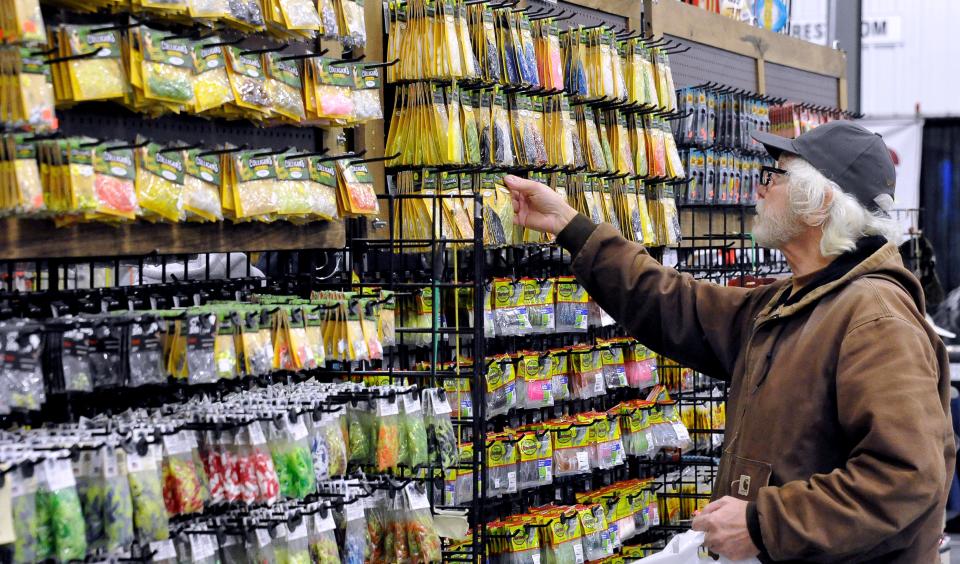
[859,0,960,116]
[790,0,960,117]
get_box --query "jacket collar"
[756,243,902,325]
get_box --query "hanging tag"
[46,458,76,491]
[345,501,365,522]
[289,521,308,541]
[151,540,176,560]
[576,451,589,471]
[405,483,431,511]
[573,541,585,564]
[507,471,517,493]
[594,375,604,394]
[290,418,309,441]
[191,534,216,560]
[314,512,336,533]
[379,397,399,417]
[256,528,271,547]
[532,554,541,564]
[403,391,422,414]
[431,390,453,415]
[249,422,267,445]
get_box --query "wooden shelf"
[0,218,345,260]
[646,0,847,79]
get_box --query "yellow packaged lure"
[277,0,322,34]
[60,25,127,102]
[351,65,382,124]
[185,0,229,19]
[136,142,185,222]
[65,138,97,214]
[92,142,138,219]
[182,148,224,221]
[192,41,234,114]
[139,26,196,108]
[337,0,366,48]
[1,0,45,44]
[264,53,305,122]
[230,149,279,219]
[1,48,56,132]
[335,159,378,216]
[274,152,312,217]
[1,135,44,214]
[309,57,355,121]
[225,46,271,118]
[307,156,340,220]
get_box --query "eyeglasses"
[760,165,789,186]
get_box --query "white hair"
[782,157,901,257]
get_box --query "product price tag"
[162,432,189,455]
[432,390,453,415]
[256,528,271,547]
[594,375,604,394]
[151,540,176,560]
[99,448,117,479]
[576,451,589,471]
[379,398,400,417]
[46,459,76,491]
[290,418,309,441]
[403,392,422,414]
[345,501,365,522]
[674,423,691,444]
[532,555,541,564]
[406,483,431,511]
[507,471,517,493]
[191,534,216,560]
[314,513,336,533]
[289,522,308,540]
[249,422,267,445]
[573,542,585,564]
[221,534,239,548]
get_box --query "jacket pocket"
[725,455,772,502]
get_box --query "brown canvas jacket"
[557,215,955,563]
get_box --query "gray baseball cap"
[751,120,896,212]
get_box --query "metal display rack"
[0,0,856,561]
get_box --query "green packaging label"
[94,144,135,179]
[195,42,226,71]
[276,154,309,181]
[268,54,302,89]
[235,151,277,182]
[228,47,263,78]
[70,25,121,58]
[184,149,222,186]
[141,27,195,69]
[309,157,338,187]
[142,143,185,184]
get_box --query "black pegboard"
[763,61,839,108]
[57,103,322,152]
[664,35,758,91]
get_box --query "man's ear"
[821,186,834,210]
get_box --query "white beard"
[753,199,804,249]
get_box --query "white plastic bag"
[635,531,761,564]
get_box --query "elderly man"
[504,121,954,563]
